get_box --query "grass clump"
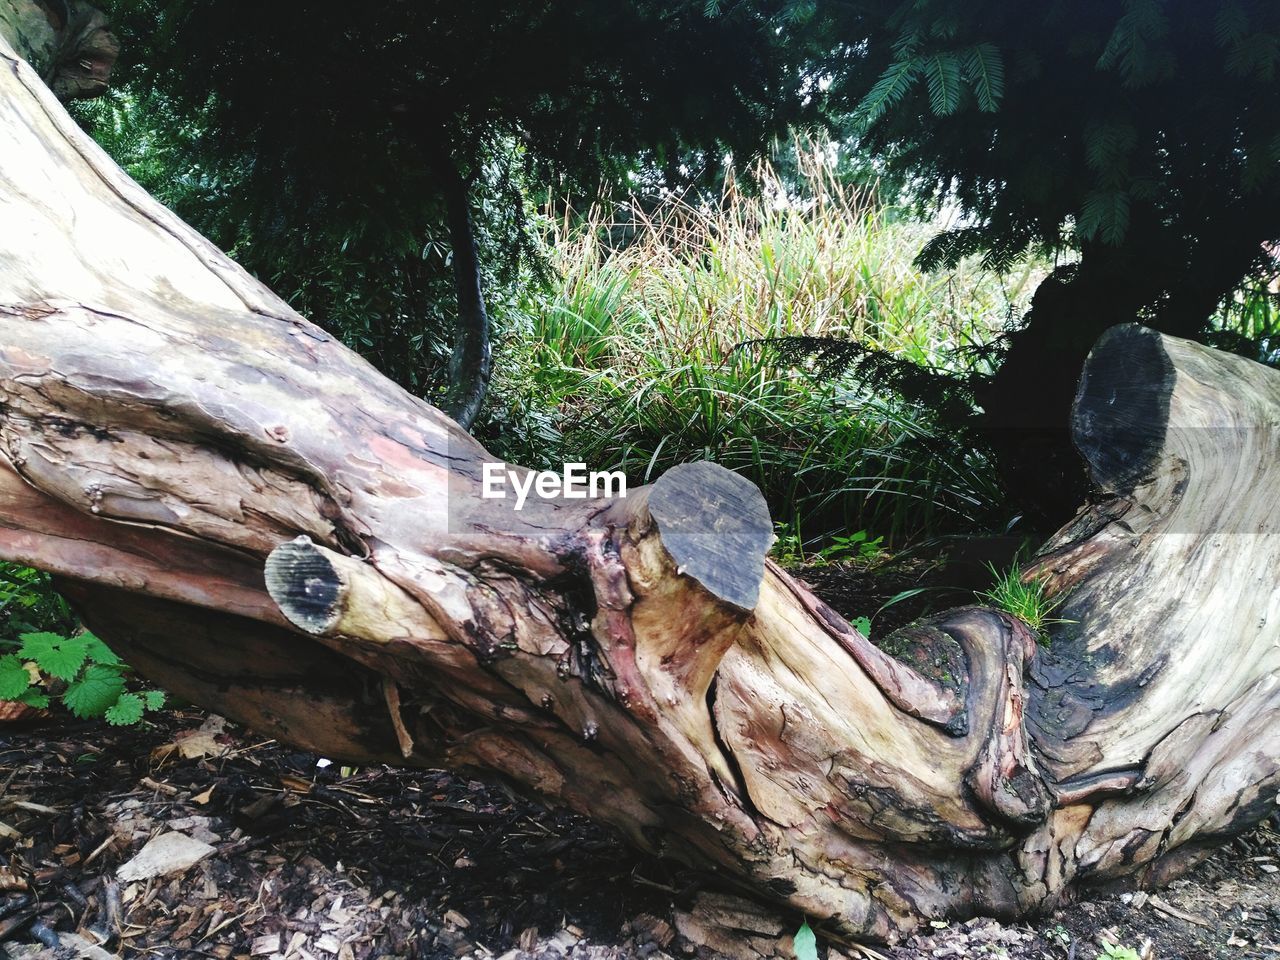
[978,562,1071,644]
[484,146,1038,549]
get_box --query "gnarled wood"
[0,21,1277,945]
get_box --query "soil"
[0,560,1275,960]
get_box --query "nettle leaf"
[105,693,144,726]
[18,689,50,709]
[19,632,91,681]
[82,632,122,666]
[63,665,127,719]
[142,690,166,711]
[794,921,818,960]
[0,655,31,700]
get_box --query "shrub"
[483,148,1037,547]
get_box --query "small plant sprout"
[792,919,818,960]
[978,561,1072,645]
[813,530,885,566]
[1099,941,1140,960]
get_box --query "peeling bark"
[0,24,1278,945]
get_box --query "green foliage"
[104,692,146,726]
[820,0,1280,349]
[1099,943,1141,960]
[0,562,162,726]
[79,0,819,407]
[18,632,93,681]
[1207,275,1280,366]
[485,151,1027,547]
[62,663,127,720]
[854,41,1004,125]
[793,921,818,960]
[813,531,885,566]
[0,657,32,700]
[3,627,163,724]
[0,562,76,640]
[978,563,1071,645]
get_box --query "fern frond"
[855,48,922,126]
[922,53,964,115]
[1083,121,1136,174]
[1213,2,1249,47]
[1097,0,1173,86]
[1079,189,1131,245]
[963,43,1005,112]
[914,227,990,272]
[980,231,1035,274]
[1225,33,1280,81]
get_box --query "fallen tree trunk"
[1,25,1279,945]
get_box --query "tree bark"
[0,0,115,99]
[1,25,1280,946]
[981,198,1280,532]
[433,144,492,432]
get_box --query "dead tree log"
[1,23,1279,944]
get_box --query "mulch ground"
[0,559,1274,960]
[0,709,1277,960]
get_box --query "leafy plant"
[978,562,1072,644]
[0,562,165,724]
[813,530,885,566]
[771,524,807,565]
[0,562,76,639]
[0,627,164,725]
[1099,942,1140,960]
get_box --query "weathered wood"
[0,18,1278,945]
[0,0,115,99]
[1024,323,1280,890]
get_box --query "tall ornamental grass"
[484,152,1041,547]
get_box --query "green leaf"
[19,632,90,681]
[922,53,963,115]
[1214,2,1249,47]
[1084,121,1137,174]
[854,37,922,126]
[105,693,145,726]
[142,690,166,711]
[852,616,872,636]
[1079,188,1131,245]
[0,656,31,700]
[963,43,1005,111]
[1097,0,1173,86]
[82,632,122,666]
[63,665,127,719]
[793,921,818,960]
[18,689,50,709]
